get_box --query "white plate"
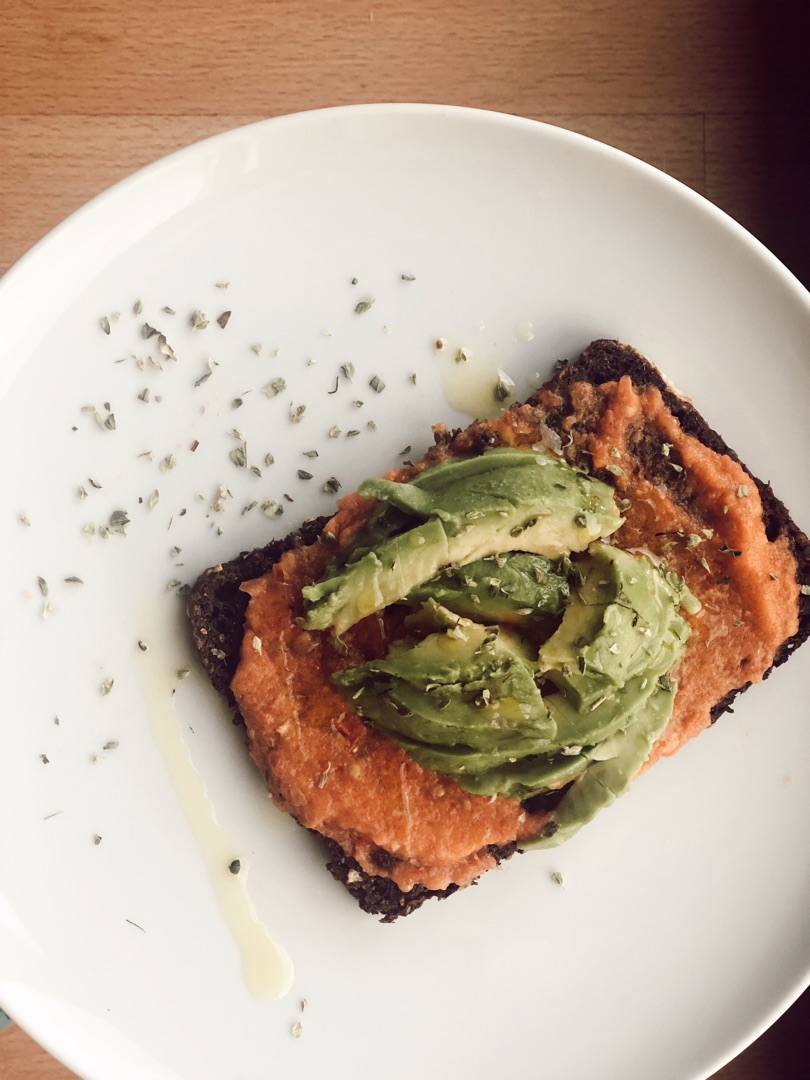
[1,104,809,1080]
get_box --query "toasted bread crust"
[320,836,520,921]
[187,516,329,707]
[187,339,810,919]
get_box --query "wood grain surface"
[1,1,807,1077]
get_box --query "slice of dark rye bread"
[187,339,810,921]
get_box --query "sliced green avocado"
[538,542,691,709]
[303,448,622,635]
[317,446,701,846]
[521,677,677,849]
[333,611,556,753]
[302,516,452,634]
[374,621,682,787]
[395,739,592,800]
[407,552,570,624]
[332,543,695,819]
[543,622,684,750]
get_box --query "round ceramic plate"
[1,105,808,1080]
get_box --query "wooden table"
[1,2,807,1076]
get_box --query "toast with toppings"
[187,339,809,920]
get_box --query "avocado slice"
[303,448,622,635]
[538,542,691,707]
[302,516,452,633]
[334,612,556,753]
[521,677,677,849]
[544,623,685,749]
[396,739,592,800]
[407,551,570,624]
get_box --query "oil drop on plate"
[137,624,293,1003]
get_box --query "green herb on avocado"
[407,552,569,624]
